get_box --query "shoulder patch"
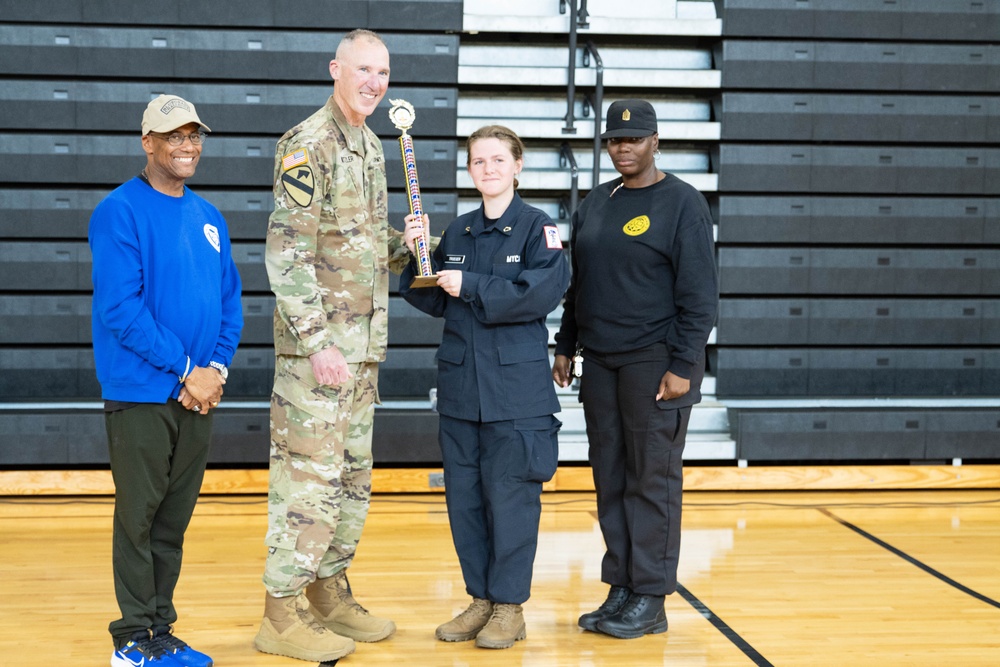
[282,166,315,207]
[543,225,562,249]
[282,148,309,171]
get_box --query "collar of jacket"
[324,95,371,156]
[466,191,525,238]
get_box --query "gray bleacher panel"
[734,410,928,461]
[210,411,270,463]
[0,410,109,465]
[719,248,999,295]
[0,294,442,348]
[716,146,813,191]
[0,296,91,344]
[387,298,444,346]
[983,351,1000,394]
[0,189,116,239]
[0,134,457,190]
[240,296,275,346]
[228,346,438,401]
[718,93,996,143]
[368,0,463,31]
[983,302,1000,344]
[0,82,458,138]
[0,405,442,466]
[714,348,808,396]
[717,145,997,194]
[237,295,444,347]
[721,0,1000,42]
[925,412,1000,459]
[895,350,983,396]
[0,349,95,398]
[718,248,810,294]
[805,350,895,396]
[387,192,456,237]
[716,299,808,346]
[0,0,463,32]
[0,27,459,85]
[716,348,988,397]
[0,189,456,242]
[716,196,990,245]
[0,243,90,291]
[827,299,980,346]
[718,41,998,92]
[232,243,268,293]
[0,0,367,27]
[371,409,441,464]
[380,348,437,399]
[227,347,275,398]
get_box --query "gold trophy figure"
[390,98,438,288]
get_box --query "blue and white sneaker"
[112,632,184,667]
[152,629,213,667]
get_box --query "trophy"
[390,98,438,288]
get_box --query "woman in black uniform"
[401,125,569,649]
[553,100,718,639]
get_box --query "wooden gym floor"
[1,489,999,666]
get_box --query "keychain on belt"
[572,346,584,379]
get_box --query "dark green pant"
[105,401,213,647]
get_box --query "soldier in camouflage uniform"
[254,29,424,663]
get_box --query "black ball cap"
[600,99,658,139]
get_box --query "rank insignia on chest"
[543,225,562,249]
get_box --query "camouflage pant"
[262,357,378,596]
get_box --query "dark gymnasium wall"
[1,0,998,468]
[0,0,462,466]
[713,0,1000,461]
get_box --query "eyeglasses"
[149,131,206,146]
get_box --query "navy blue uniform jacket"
[400,193,569,423]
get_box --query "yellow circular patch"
[623,215,650,236]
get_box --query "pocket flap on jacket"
[436,341,466,365]
[497,342,547,365]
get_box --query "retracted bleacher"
[714,0,1000,463]
[0,3,462,467]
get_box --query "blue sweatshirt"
[89,177,243,402]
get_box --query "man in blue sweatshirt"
[89,94,243,667]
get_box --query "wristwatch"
[209,361,229,380]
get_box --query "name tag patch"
[445,254,465,264]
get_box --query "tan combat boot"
[475,603,526,649]
[306,570,396,642]
[435,598,494,642]
[254,592,355,662]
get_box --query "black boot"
[596,593,667,639]
[578,585,632,632]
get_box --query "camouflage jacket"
[266,96,411,363]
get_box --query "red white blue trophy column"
[390,98,438,288]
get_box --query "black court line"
[819,508,1000,610]
[676,583,774,667]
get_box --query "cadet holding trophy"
[400,124,569,649]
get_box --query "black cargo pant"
[579,345,691,596]
[105,401,212,648]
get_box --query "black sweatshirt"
[554,172,718,380]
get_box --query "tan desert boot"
[435,598,494,642]
[254,592,355,662]
[306,570,396,642]
[475,603,526,649]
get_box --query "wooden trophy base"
[409,274,440,288]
